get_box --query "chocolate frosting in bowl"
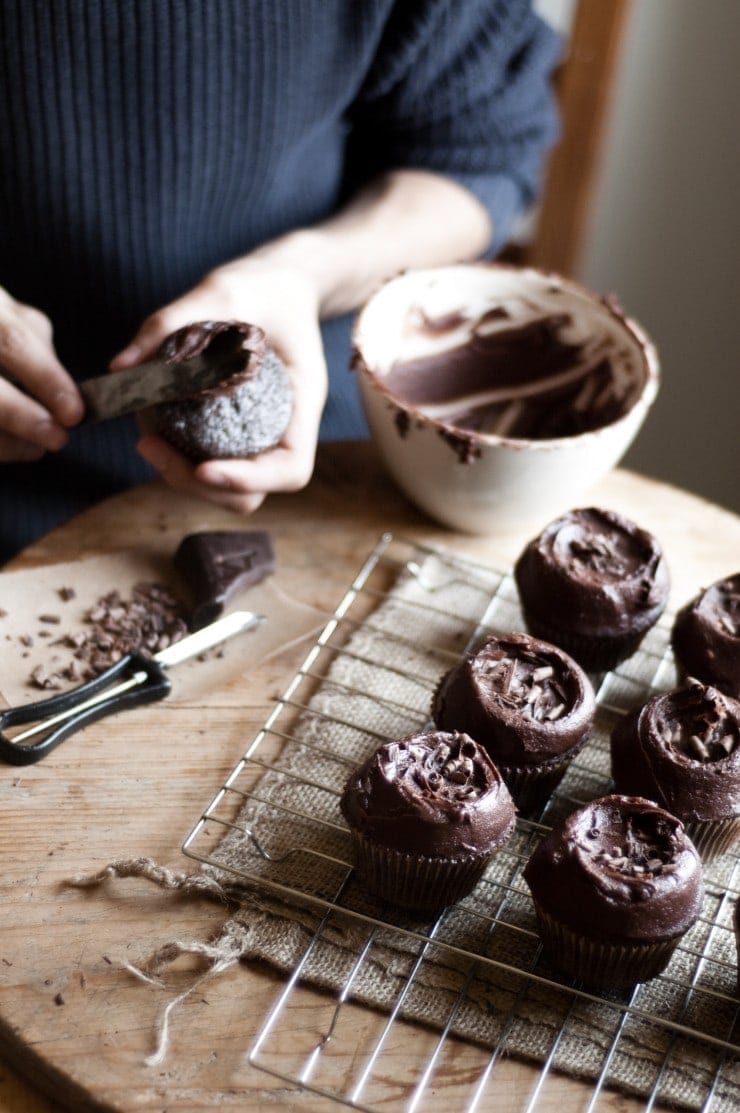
[432,632,595,766]
[353,265,656,446]
[611,681,740,823]
[672,573,740,698]
[515,507,670,638]
[523,795,704,943]
[339,730,515,859]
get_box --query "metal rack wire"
[182,533,740,1111]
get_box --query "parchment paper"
[0,552,324,711]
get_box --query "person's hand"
[110,253,328,514]
[0,286,83,461]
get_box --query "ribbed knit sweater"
[0,0,558,562]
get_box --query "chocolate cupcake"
[153,320,292,460]
[339,730,516,915]
[432,632,595,813]
[523,795,704,989]
[514,507,670,671]
[610,680,740,862]
[671,573,740,699]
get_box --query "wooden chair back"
[502,0,632,277]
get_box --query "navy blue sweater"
[0,0,558,562]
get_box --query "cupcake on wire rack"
[671,573,740,699]
[523,795,704,990]
[514,507,670,672]
[610,679,740,862]
[432,632,595,814]
[339,730,516,915]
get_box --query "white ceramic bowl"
[353,263,659,533]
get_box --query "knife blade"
[0,609,264,764]
[78,348,248,423]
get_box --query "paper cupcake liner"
[349,827,512,915]
[682,815,740,864]
[533,905,683,990]
[520,610,650,673]
[499,738,587,816]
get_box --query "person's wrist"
[250,228,349,314]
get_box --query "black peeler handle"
[0,652,171,766]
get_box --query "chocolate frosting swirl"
[672,573,740,699]
[339,731,515,858]
[432,632,595,766]
[610,681,740,822]
[157,319,265,399]
[514,507,670,637]
[523,795,704,943]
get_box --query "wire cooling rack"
[181,533,740,1112]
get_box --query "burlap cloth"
[79,548,740,1110]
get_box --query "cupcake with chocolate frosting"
[610,680,740,861]
[432,632,595,813]
[340,730,516,914]
[154,320,292,460]
[514,507,670,671]
[524,795,704,989]
[671,573,740,699]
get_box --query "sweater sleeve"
[344,0,561,255]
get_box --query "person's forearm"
[252,169,492,318]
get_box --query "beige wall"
[579,0,740,513]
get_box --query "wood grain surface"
[1,440,739,1113]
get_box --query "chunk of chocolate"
[173,530,275,630]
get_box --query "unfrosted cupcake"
[610,680,740,862]
[432,632,595,813]
[671,573,740,699]
[154,320,292,459]
[523,795,704,990]
[339,730,516,915]
[514,507,670,671]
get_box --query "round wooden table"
[1,441,738,1113]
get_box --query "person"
[0,0,559,564]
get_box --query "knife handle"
[0,653,171,766]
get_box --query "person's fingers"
[110,290,225,370]
[110,262,321,371]
[0,430,46,462]
[0,300,82,426]
[196,443,315,494]
[136,434,267,513]
[0,376,69,456]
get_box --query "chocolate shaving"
[25,582,187,689]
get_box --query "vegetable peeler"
[0,609,263,766]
